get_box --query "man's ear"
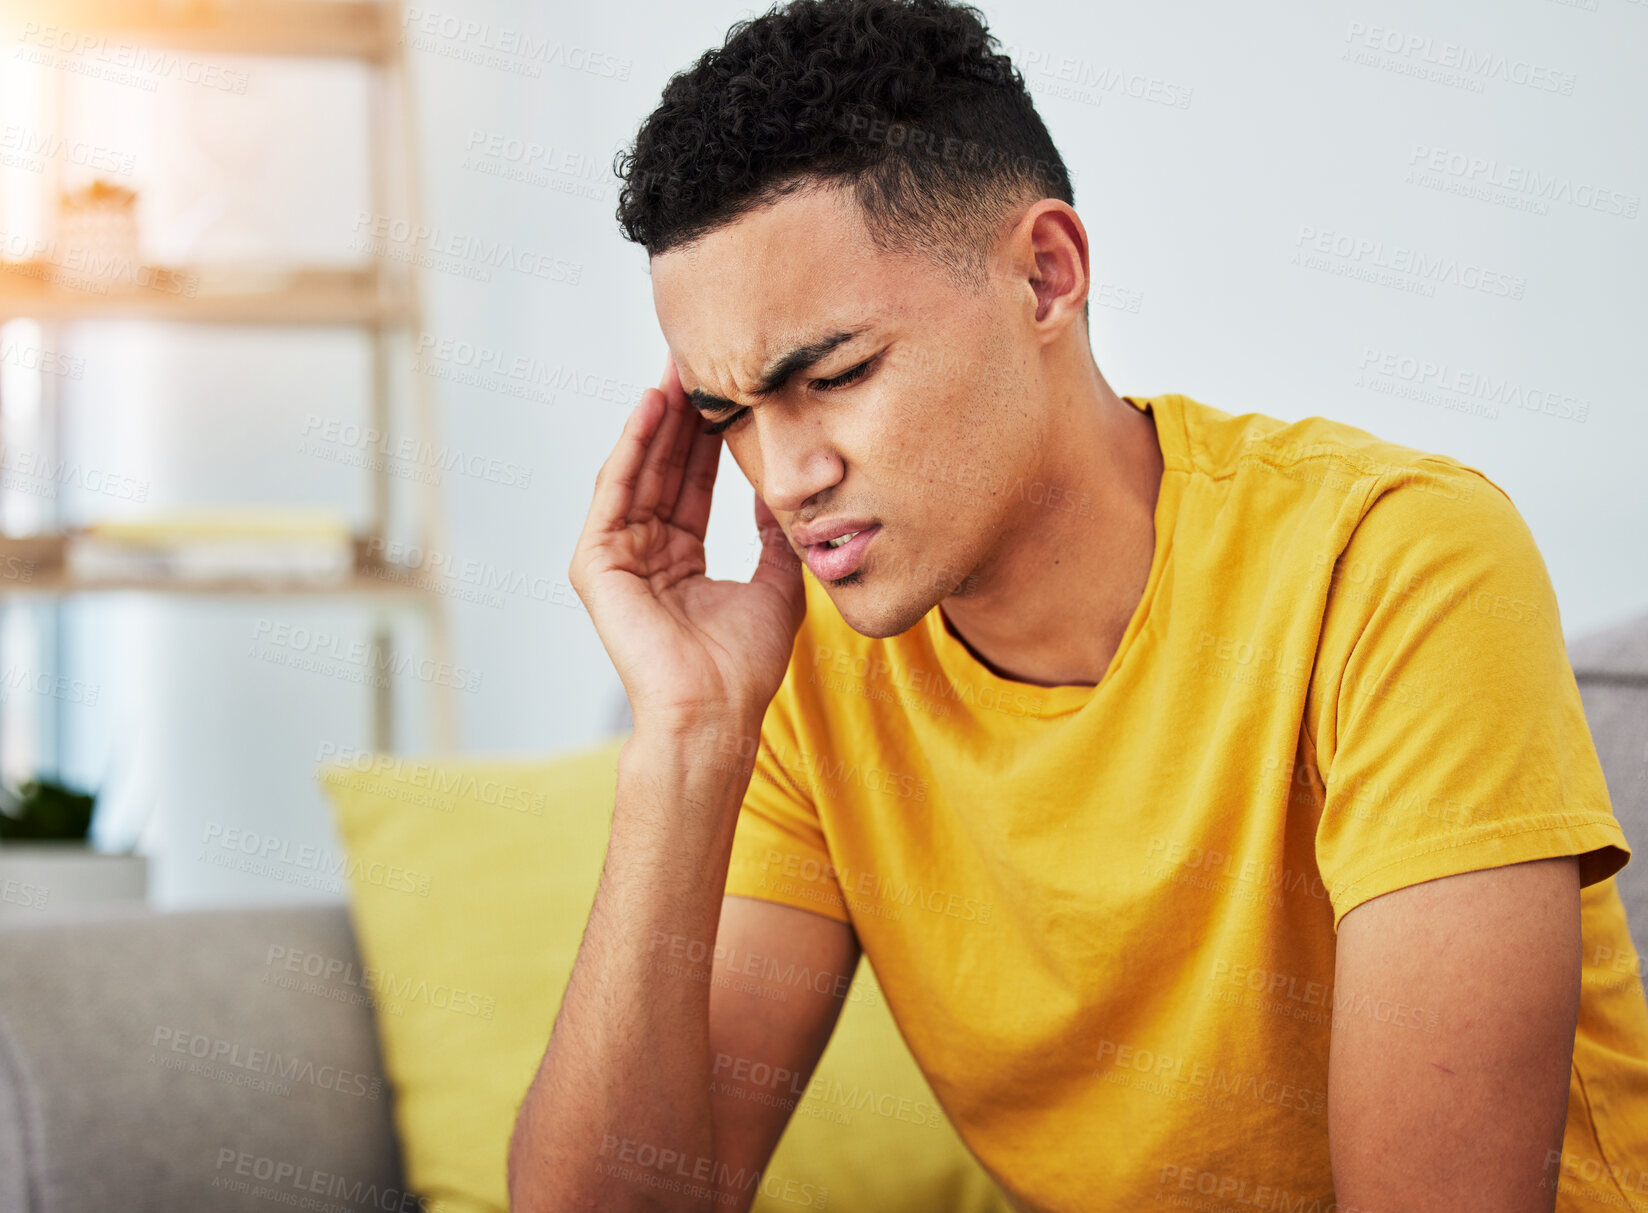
[1009,199,1089,337]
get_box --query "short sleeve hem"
[725,863,854,924]
[1328,812,1631,933]
[725,813,853,925]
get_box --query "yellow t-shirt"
[722,392,1648,1212]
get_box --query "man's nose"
[752,413,841,517]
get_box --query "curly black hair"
[614,0,1073,286]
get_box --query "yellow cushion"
[319,738,1010,1213]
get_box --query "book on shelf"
[65,511,356,582]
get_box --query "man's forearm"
[509,715,761,1212]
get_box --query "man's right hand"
[569,354,807,729]
[511,358,857,1212]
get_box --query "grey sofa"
[3,612,1647,1213]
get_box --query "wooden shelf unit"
[0,265,410,326]
[0,0,455,751]
[0,532,433,598]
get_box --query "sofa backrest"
[0,903,403,1213]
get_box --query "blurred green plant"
[0,778,97,842]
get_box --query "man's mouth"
[804,525,880,580]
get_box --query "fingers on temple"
[587,389,665,536]
[670,419,723,540]
[655,391,705,522]
[628,383,691,522]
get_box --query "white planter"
[0,844,148,924]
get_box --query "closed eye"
[810,353,880,391]
[701,351,882,436]
[702,409,747,436]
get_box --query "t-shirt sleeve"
[722,677,853,925]
[1311,464,1631,934]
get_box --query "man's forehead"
[645,184,973,398]
[653,185,872,294]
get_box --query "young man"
[510,1,1648,1209]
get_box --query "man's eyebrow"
[685,328,869,414]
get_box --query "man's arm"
[508,722,860,1213]
[514,352,845,1208]
[1328,855,1582,1212]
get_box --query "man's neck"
[937,365,1165,689]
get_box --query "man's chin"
[822,578,943,641]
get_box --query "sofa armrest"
[0,903,404,1213]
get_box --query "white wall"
[5,0,1642,905]
[452,0,1648,745]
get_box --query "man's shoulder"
[1164,394,1550,631]
[1172,392,1488,499]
